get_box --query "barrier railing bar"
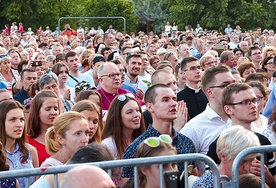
[0,154,220,188]
[232,145,276,188]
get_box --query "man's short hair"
[151,70,172,85]
[18,60,29,74]
[248,45,261,57]
[221,83,252,107]
[201,65,231,94]
[39,72,59,90]
[220,51,232,64]
[65,51,76,62]
[126,54,142,64]
[144,84,169,104]
[20,68,36,80]
[180,56,198,71]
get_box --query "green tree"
[167,0,276,32]
[133,0,171,34]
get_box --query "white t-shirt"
[165,25,172,33]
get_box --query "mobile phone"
[164,170,181,188]
[31,61,42,67]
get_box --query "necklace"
[100,88,118,105]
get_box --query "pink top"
[97,88,144,110]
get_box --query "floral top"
[0,69,19,89]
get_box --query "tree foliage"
[0,0,137,33]
[168,0,276,32]
[133,0,171,33]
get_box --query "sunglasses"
[117,93,135,101]
[144,134,172,148]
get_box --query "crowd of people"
[0,21,276,187]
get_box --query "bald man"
[60,165,115,188]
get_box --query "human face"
[250,49,262,64]
[252,87,265,113]
[88,94,101,106]
[121,100,141,133]
[0,60,11,72]
[58,66,69,84]
[140,54,149,70]
[42,80,60,96]
[179,44,190,58]
[156,72,177,94]
[35,66,45,79]
[60,118,89,154]
[53,46,62,55]
[127,57,142,78]
[242,67,256,78]
[10,52,21,67]
[80,110,99,140]
[240,42,248,53]
[208,72,235,105]
[67,55,80,72]
[22,71,37,90]
[142,149,177,188]
[225,53,235,68]
[63,46,72,54]
[183,60,201,84]
[203,57,215,70]
[5,108,25,141]
[0,92,13,102]
[39,97,59,127]
[100,64,121,92]
[264,58,276,72]
[116,64,125,83]
[266,51,276,58]
[225,89,258,125]
[151,58,160,70]
[234,50,243,62]
[21,51,29,61]
[147,87,177,122]
[168,54,178,68]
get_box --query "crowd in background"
[0,21,276,187]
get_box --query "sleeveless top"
[27,136,50,166]
[5,143,35,187]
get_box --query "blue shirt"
[122,74,148,95]
[263,82,276,119]
[13,88,29,104]
[5,143,35,187]
[121,125,196,178]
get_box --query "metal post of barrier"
[159,164,164,188]
[232,145,276,188]
[57,17,126,35]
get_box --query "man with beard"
[122,54,148,100]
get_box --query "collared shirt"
[5,143,35,187]
[121,125,196,178]
[180,104,231,171]
[122,74,148,95]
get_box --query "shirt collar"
[186,84,201,93]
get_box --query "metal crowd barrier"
[0,153,220,188]
[230,145,276,188]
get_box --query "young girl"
[71,100,102,143]
[27,90,60,166]
[135,135,177,188]
[102,94,146,160]
[0,100,38,187]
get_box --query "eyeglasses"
[183,66,201,72]
[204,61,215,66]
[144,134,172,148]
[117,93,135,101]
[123,52,133,56]
[209,82,233,89]
[101,73,123,79]
[0,54,8,58]
[251,52,261,56]
[227,98,260,106]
